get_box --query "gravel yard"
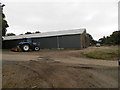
[2,46,119,88]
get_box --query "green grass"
[83,48,119,60]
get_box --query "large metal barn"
[2,29,90,49]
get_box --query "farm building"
[2,29,90,49]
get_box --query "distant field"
[82,46,119,60]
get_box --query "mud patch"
[73,66,94,69]
[3,59,118,88]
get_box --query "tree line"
[6,31,41,36]
[0,3,9,36]
[99,31,120,45]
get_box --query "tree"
[0,3,9,36]
[6,33,16,36]
[99,36,106,45]
[110,31,120,45]
[19,34,23,35]
[35,31,41,33]
[87,33,97,45]
[2,19,9,36]
[25,32,32,34]
[99,31,120,45]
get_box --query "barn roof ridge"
[3,28,86,40]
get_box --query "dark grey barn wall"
[3,34,81,49]
[32,34,81,49]
[32,36,57,49]
[2,39,23,49]
[2,37,57,49]
[58,34,80,49]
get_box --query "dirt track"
[2,47,118,88]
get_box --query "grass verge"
[83,48,119,60]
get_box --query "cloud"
[1,0,119,3]
[84,11,99,21]
[91,24,118,40]
[7,25,27,35]
[25,17,44,24]
[2,0,118,40]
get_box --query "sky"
[1,0,119,40]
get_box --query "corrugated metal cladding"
[32,34,81,49]
[32,36,58,49]
[2,39,23,49]
[3,35,81,49]
[59,34,80,49]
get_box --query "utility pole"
[0,3,2,38]
[0,3,3,49]
[118,1,120,90]
[0,3,2,90]
[118,1,120,30]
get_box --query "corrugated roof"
[3,28,86,40]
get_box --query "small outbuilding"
[3,29,90,49]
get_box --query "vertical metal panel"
[40,36,57,49]
[32,36,57,49]
[2,39,23,49]
[57,36,59,48]
[59,34,81,49]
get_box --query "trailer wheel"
[22,44,30,52]
[34,46,40,51]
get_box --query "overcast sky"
[1,0,119,40]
